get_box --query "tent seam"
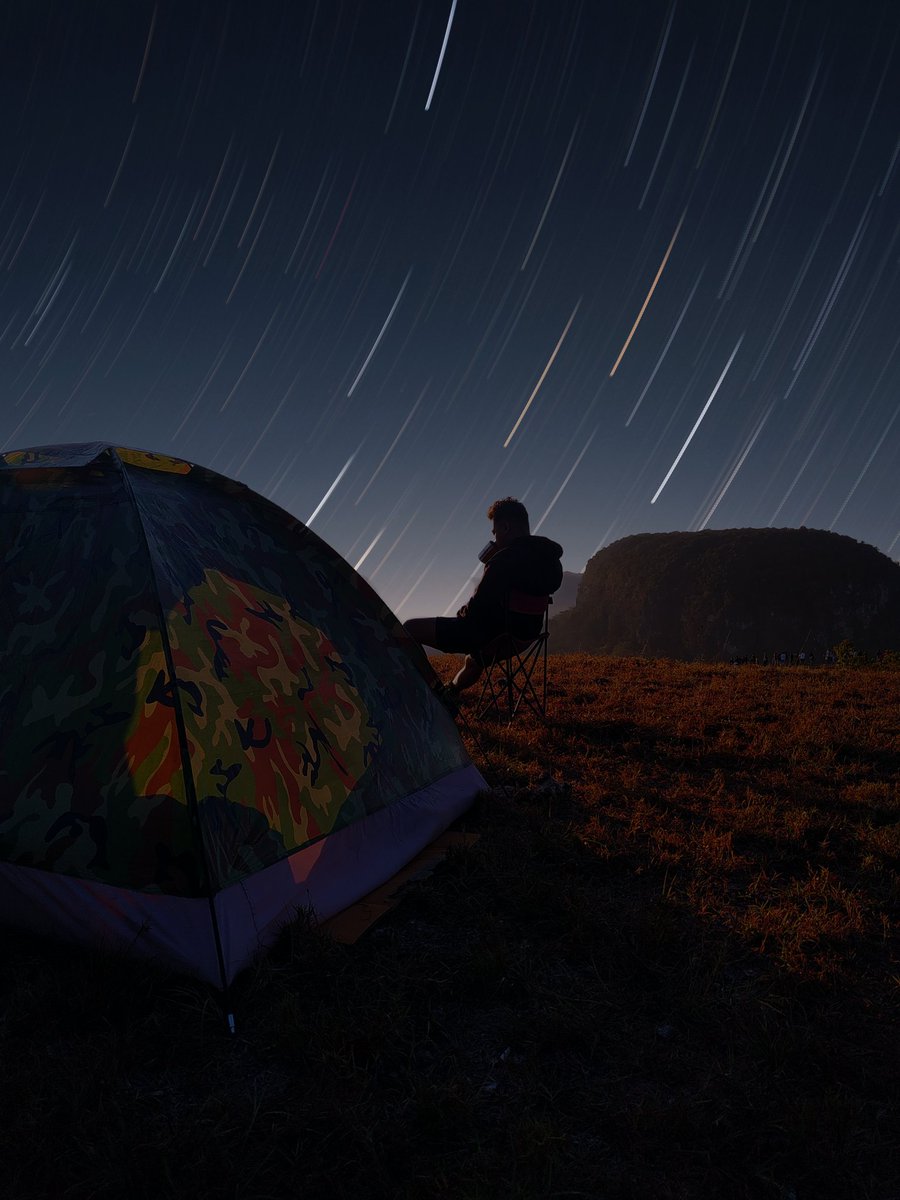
[112,447,229,992]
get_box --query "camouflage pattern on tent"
[0,443,485,985]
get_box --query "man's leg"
[402,617,437,646]
[403,618,484,694]
[452,655,484,690]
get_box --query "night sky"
[2,1,898,622]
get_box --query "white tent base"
[0,762,487,986]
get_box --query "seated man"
[403,497,563,702]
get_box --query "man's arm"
[458,556,512,624]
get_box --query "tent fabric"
[0,443,486,984]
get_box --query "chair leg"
[512,638,549,724]
[474,655,503,719]
[473,635,551,725]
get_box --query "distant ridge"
[553,570,582,613]
[549,528,900,660]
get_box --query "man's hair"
[487,497,529,529]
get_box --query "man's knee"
[403,617,437,646]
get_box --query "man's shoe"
[436,682,461,717]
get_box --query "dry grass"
[1,655,898,1199]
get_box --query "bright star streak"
[347,268,412,397]
[652,333,744,504]
[425,0,457,111]
[307,446,361,526]
[355,527,386,571]
[504,298,580,448]
[609,210,686,377]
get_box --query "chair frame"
[473,590,551,725]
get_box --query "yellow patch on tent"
[117,447,192,473]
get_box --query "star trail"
[1,1,898,621]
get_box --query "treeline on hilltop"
[549,527,900,661]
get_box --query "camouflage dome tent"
[0,443,486,987]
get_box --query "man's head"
[487,497,530,549]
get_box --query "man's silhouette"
[403,497,563,702]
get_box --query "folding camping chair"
[473,590,551,725]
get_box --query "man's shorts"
[432,617,497,658]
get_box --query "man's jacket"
[457,535,564,639]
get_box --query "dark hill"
[552,570,582,613]
[549,528,900,660]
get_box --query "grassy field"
[1,655,898,1199]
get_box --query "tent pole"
[115,450,233,1012]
